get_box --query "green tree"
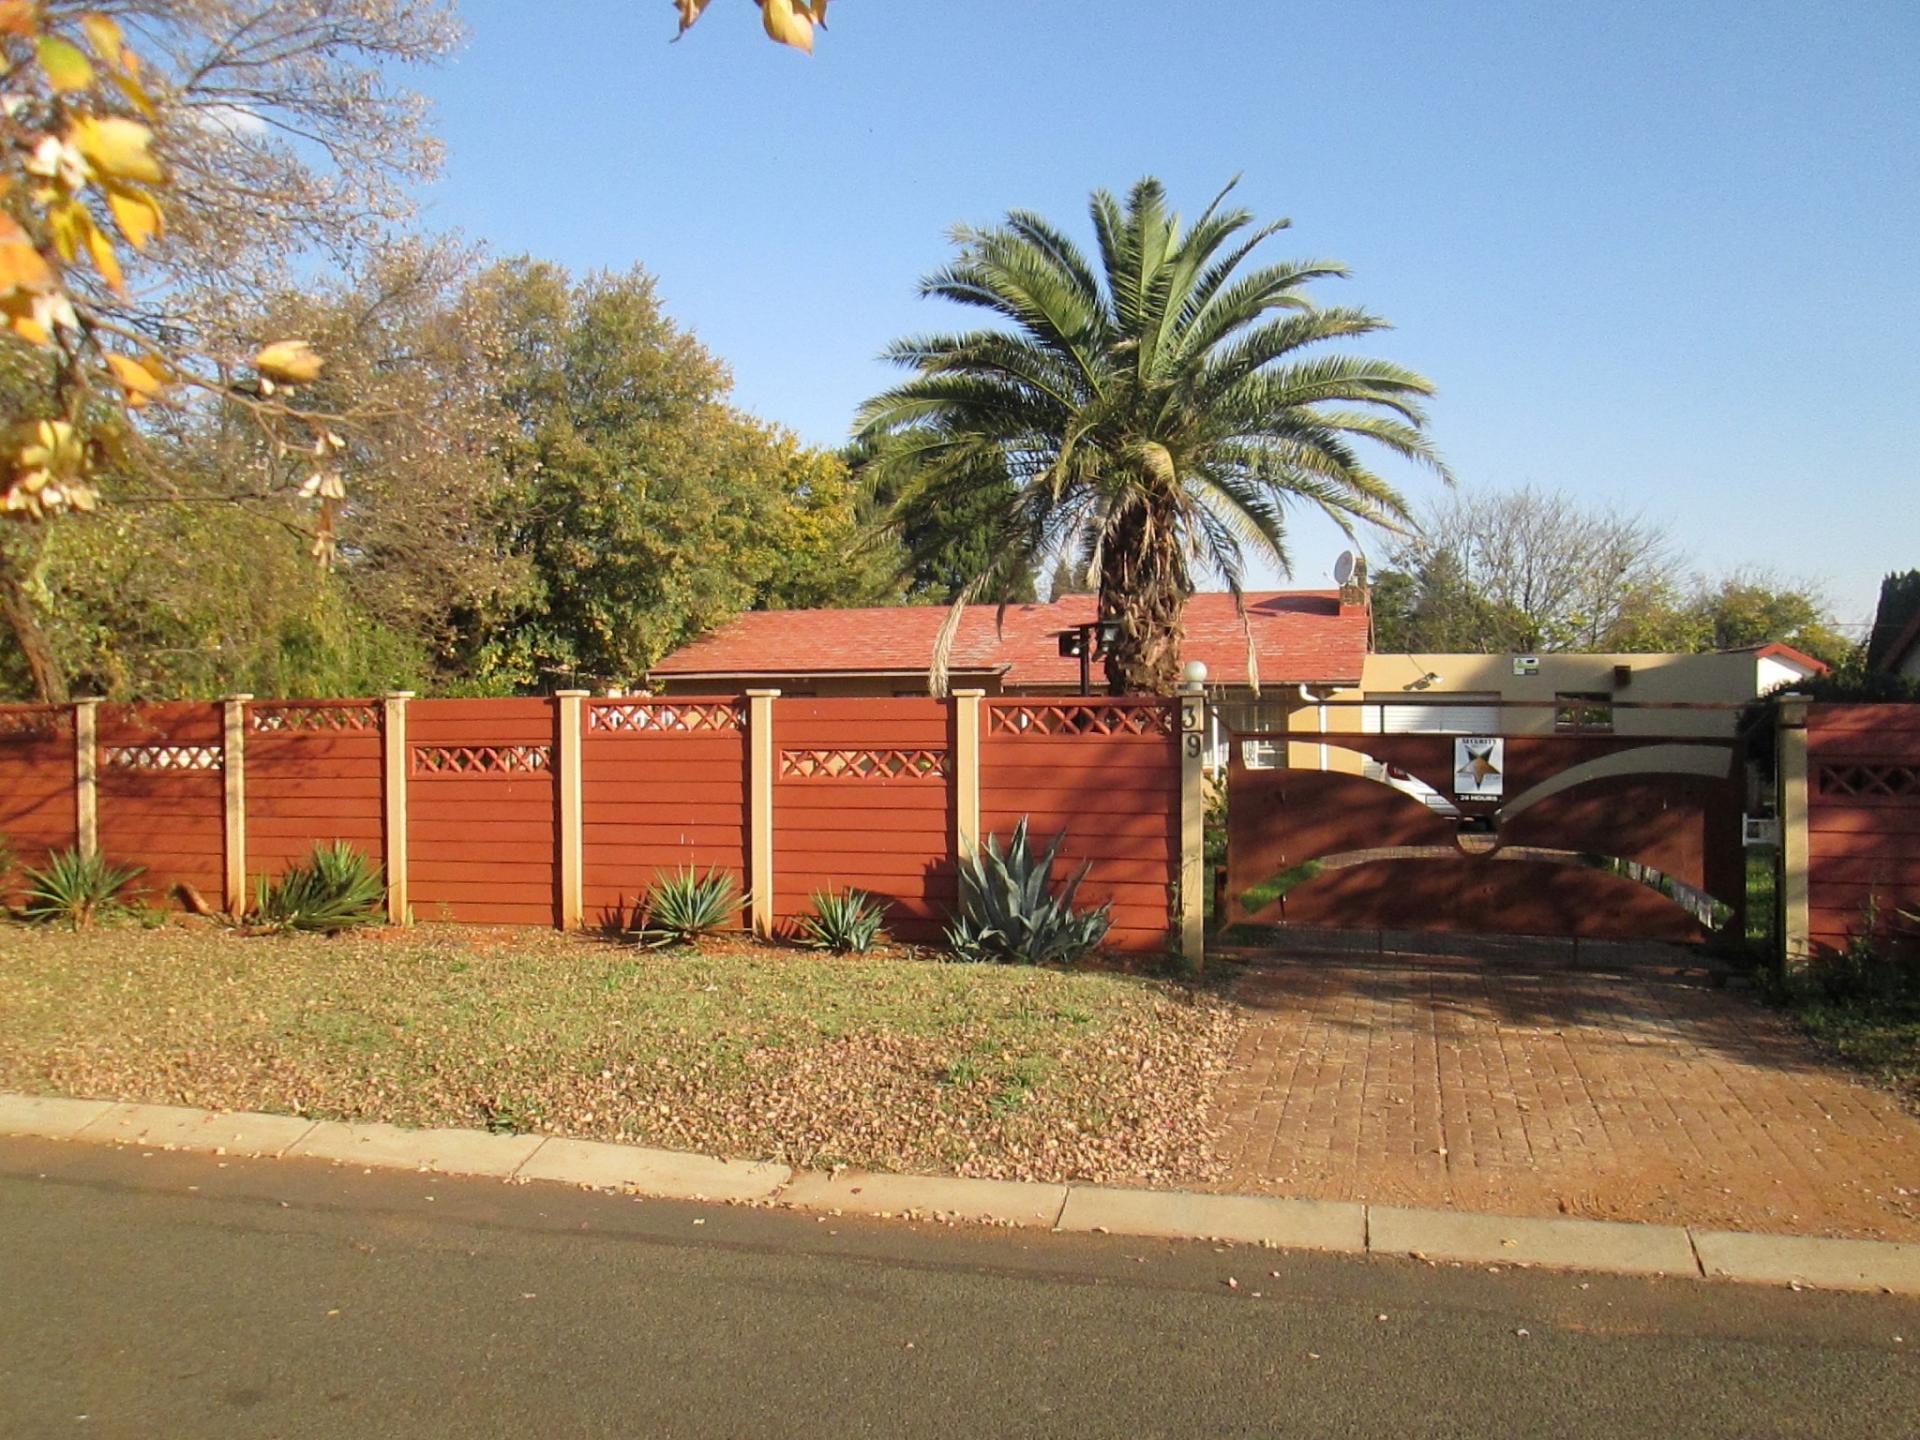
[858,178,1444,693]
[465,260,884,689]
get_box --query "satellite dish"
[1333,550,1356,585]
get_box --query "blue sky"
[415,1,1918,627]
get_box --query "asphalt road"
[1,1137,1914,1439]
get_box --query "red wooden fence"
[1806,703,1920,956]
[0,704,75,903]
[773,697,956,943]
[582,697,750,929]
[981,699,1179,952]
[247,700,383,888]
[408,698,558,926]
[0,693,1184,955]
[97,701,225,907]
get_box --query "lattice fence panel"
[251,705,379,732]
[105,745,222,771]
[779,747,948,780]
[988,703,1174,737]
[589,701,743,734]
[412,744,552,775]
[0,709,72,738]
[1815,763,1920,800]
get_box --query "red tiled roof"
[649,590,1368,688]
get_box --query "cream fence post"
[556,690,589,931]
[221,695,251,916]
[72,697,100,860]
[952,689,984,862]
[1179,689,1208,971]
[1776,694,1812,967]
[382,692,413,926]
[746,689,780,939]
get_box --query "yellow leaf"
[673,0,713,37]
[69,115,165,185]
[84,214,123,293]
[81,14,125,68]
[761,0,814,51]
[0,235,56,295]
[37,36,94,92]
[255,339,324,386]
[105,183,162,248]
[47,201,86,265]
[107,66,157,119]
[811,0,830,25]
[106,351,168,407]
[0,2,35,40]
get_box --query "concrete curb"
[3,1092,1914,1296]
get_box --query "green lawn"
[0,924,1239,1185]
[1791,998,1920,1108]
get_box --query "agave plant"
[252,841,386,934]
[946,818,1111,966]
[797,886,888,954]
[634,866,746,949]
[21,848,143,929]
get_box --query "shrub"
[797,887,887,954]
[1807,897,1920,1004]
[252,842,386,934]
[634,866,745,949]
[946,818,1111,966]
[21,848,143,929]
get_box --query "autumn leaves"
[0,8,330,532]
[675,0,833,54]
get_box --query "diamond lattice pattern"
[251,705,378,732]
[106,745,222,771]
[0,710,71,738]
[780,748,948,780]
[412,744,551,775]
[590,702,742,734]
[1816,763,1919,800]
[988,703,1174,737]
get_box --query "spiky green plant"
[858,176,1446,694]
[797,887,888,954]
[634,866,746,949]
[251,842,385,934]
[21,848,143,929]
[946,818,1111,966]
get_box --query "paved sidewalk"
[5,1092,1919,1295]
[1213,950,1920,1242]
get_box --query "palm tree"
[856,177,1448,694]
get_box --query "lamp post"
[1056,619,1123,696]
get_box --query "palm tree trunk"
[1099,500,1190,695]
[0,546,68,703]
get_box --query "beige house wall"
[1326,651,1781,738]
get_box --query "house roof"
[1736,642,1832,676]
[1867,571,1920,674]
[649,590,1369,688]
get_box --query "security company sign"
[1454,736,1504,801]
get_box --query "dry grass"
[0,923,1241,1185]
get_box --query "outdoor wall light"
[1182,660,1209,688]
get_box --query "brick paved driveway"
[1211,944,1920,1241]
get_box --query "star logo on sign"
[1460,740,1500,785]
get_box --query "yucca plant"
[797,887,888,954]
[251,842,385,934]
[946,818,1111,966]
[21,848,143,930]
[633,866,746,949]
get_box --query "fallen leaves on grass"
[0,925,1241,1187]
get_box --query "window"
[1362,693,1501,734]
[1554,692,1613,733]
